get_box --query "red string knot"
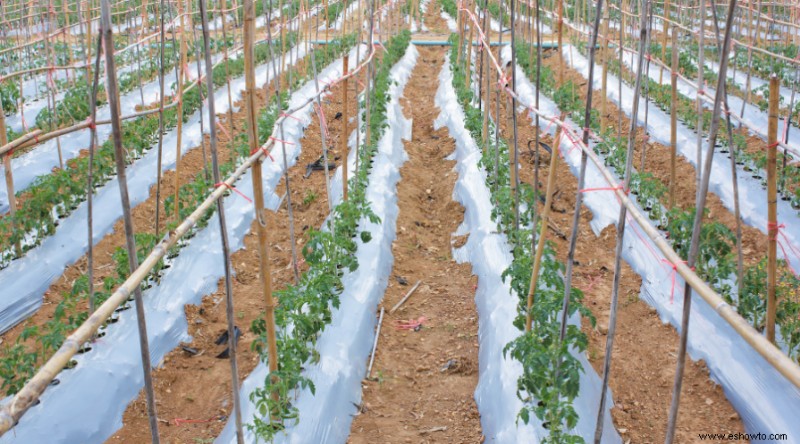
[214,182,252,203]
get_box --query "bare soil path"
[347,46,483,443]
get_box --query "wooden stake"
[482,8,490,148]
[199,0,244,440]
[0,111,21,257]
[665,0,739,440]
[342,54,349,201]
[246,1,281,416]
[99,0,161,441]
[390,280,422,314]
[525,118,564,332]
[556,0,564,79]
[766,74,779,344]
[367,307,385,378]
[174,0,188,220]
[669,24,678,210]
[600,9,609,130]
[660,0,670,85]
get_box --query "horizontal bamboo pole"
[0,130,43,157]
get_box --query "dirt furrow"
[348,46,483,444]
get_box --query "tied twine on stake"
[214,182,252,203]
[768,221,800,277]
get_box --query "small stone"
[705,398,714,406]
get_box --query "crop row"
[448,34,595,441]
[0,32,296,269]
[0,31,309,397]
[596,42,800,211]
[247,30,411,440]
[550,43,800,361]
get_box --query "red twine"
[281,112,302,122]
[214,182,252,203]
[269,135,294,146]
[661,259,693,303]
[579,182,630,195]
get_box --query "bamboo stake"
[525,118,564,332]
[199,0,244,440]
[558,0,605,432]
[510,0,520,241]
[86,33,103,321]
[709,3,745,298]
[43,3,64,170]
[367,306,384,378]
[465,1,474,93]
[556,0,563,79]
[99,0,161,441]
[595,0,650,440]
[766,74,779,343]
[342,54,349,201]
[660,0,669,85]
[482,7,490,148]
[0,98,20,259]
[664,0,738,440]
[669,24,677,210]
[85,0,92,79]
[600,9,609,131]
[190,1,210,181]
[364,0,374,150]
[154,0,167,239]
[220,0,235,141]
[693,0,705,202]
[389,280,422,313]
[311,0,335,227]
[250,0,281,416]
[174,0,187,220]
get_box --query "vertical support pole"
[465,1,474,92]
[660,0,669,84]
[525,118,565,332]
[99,0,161,441]
[85,0,93,79]
[174,0,187,220]
[669,24,678,210]
[766,74,779,344]
[600,9,609,130]
[199,0,244,440]
[482,8,490,148]
[246,0,277,421]
[556,0,563,79]
[342,55,349,201]
[0,111,20,257]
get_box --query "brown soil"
[105,69,355,442]
[347,47,484,443]
[486,46,747,443]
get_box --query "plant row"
[247,30,410,441]
[592,41,800,211]
[449,35,595,442]
[0,29,350,399]
[0,32,297,270]
[543,42,800,361]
